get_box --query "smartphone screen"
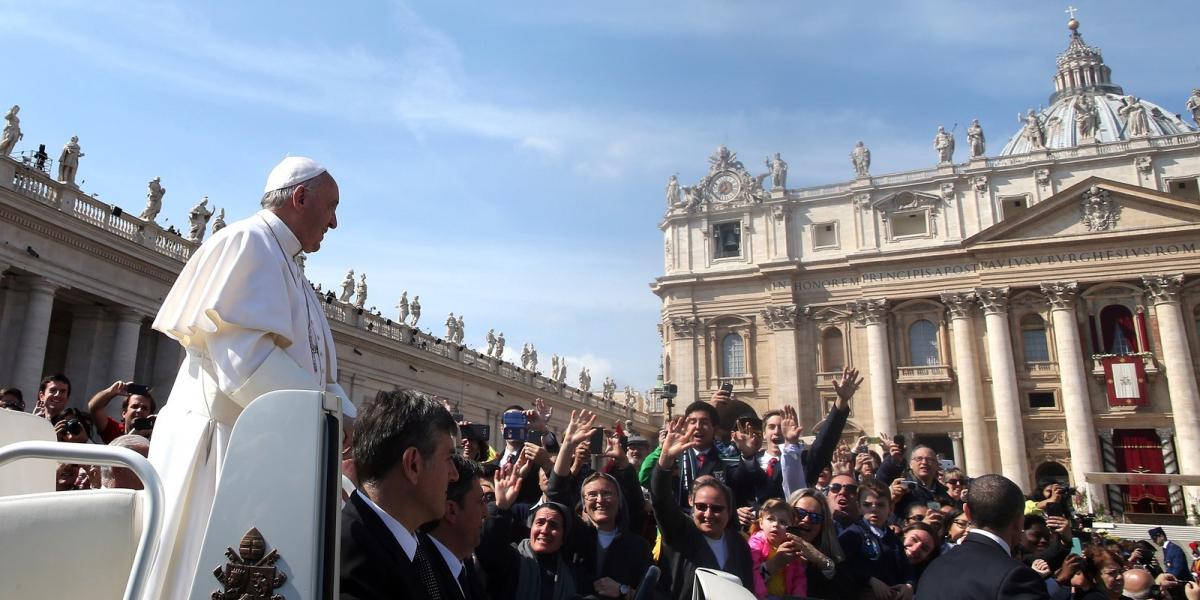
[1070,537,1084,556]
[588,428,605,454]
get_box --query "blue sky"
[2,1,1196,389]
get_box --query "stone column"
[761,305,801,411]
[941,292,992,476]
[1142,274,1200,506]
[108,308,143,385]
[948,431,965,470]
[1040,281,1102,506]
[1153,428,1187,516]
[667,316,701,411]
[854,298,895,436]
[977,286,1031,493]
[1097,429,1124,519]
[11,277,60,395]
[62,306,106,410]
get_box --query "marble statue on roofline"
[396,291,409,323]
[294,251,305,272]
[1019,109,1046,150]
[410,296,421,326]
[1187,89,1200,126]
[211,208,226,234]
[58,135,85,186]
[602,377,616,404]
[354,274,368,309]
[550,354,560,380]
[1119,95,1150,138]
[1073,95,1099,143]
[967,119,985,158]
[495,332,505,359]
[140,177,166,222]
[934,126,954,164]
[486,329,497,356]
[187,196,213,242]
[520,343,531,369]
[339,269,355,302]
[578,367,591,393]
[766,153,787,189]
[557,358,567,383]
[665,174,680,208]
[455,315,465,344]
[850,141,870,178]
[0,105,22,157]
[528,345,538,372]
[445,313,457,340]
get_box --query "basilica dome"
[999,18,1195,156]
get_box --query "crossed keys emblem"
[212,527,288,599]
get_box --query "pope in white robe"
[143,157,351,599]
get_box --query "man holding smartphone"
[88,379,157,443]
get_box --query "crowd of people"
[4,366,1200,599]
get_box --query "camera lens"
[65,419,82,436]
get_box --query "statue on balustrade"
[211,208,226,234]
[528,344,538,372]
[1019,109,1045,150]
[445,313,457,340]
[967,119,985,158]
[934,126,955,164]
[623,385,633,407]
[850,141,870,177]
[1187,88,1200,126]
[187,196,214,242]
[665,174,680,208]
[1119,95,1150,137]
[339,269,355,302]
[520,343,531,369]
[495,332,506,359]
[410,296,421,326]
[396,291,409,323]
[1073,95,1099,143]
[557,358,568,383]
[486,329,497,356]
[140,177,166,222]
[354,274,368,309]
[295,252,305,272]
[550,354,560,381]
[454,315,465,344]
[602,377,616,404]
[766,153,787,189]
[578,367,591,393]
[0,105,22,157]
[58,135,85,186]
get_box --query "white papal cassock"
[144,208,350,599]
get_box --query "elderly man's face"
[295,175,339,252]
[911,447,938,480]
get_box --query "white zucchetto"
[263,156,328,193]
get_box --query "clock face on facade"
[709,171,741,202]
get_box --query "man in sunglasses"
[827,473,861,533]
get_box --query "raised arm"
[805,367,861,485]
[652,416,700,544]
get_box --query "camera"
[502,411,529,442]
[661,383,678,400]
[64,419,83,436]
[588,427,605,454]
[720,382,734,393]
[130,417,155,431]
[126,383,152,396]
[460,423,490,442]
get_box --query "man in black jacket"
[425,455,491,600]
[340,390,462,600]
[916,474,1050,600]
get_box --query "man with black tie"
[424,455,491,600]
[915,474,1050,600]
[340,390,462,599]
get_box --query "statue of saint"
[445,313,457,340]
[486,329,497,356]
[1073,95,1099,142]
[495,332,506,358]
[1019,110,1045,150]
[528,345,538,372]
[410,296,421,326]
[339,269,355,302]
[354,274,368,309]
[140,177,166,222]
[766,153,787,189]
[665,174,680,207]
[211,208,227,234]
[550,354,560,381]
[579,367,591,393]
[967,119,985,158]
[850,141,871,178]
[520,343,531,369]
[1119,96,1150,137]
[396,291,409,323]
[455,315,465,344]
[58,135,85,186]
[187,196,214,242]
[934,126,955,164]
[0,105,22,157]
[557,358,567,383]
[1187,89,1200,126]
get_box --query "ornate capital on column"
[1039,281,1079,310]
[940,291,977,319]
[852,298,888,326]
[760,304,800,330]
[1141,274,1184,305]
[21,275,62,296]
[975,286,1010,315]
[110,307,145,324]
[668,316,701,338]
[947,431,963,441]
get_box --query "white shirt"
[428,533,465,596]
[357,490,418,562]
[970,528,1012,556]
[705,534,729,569]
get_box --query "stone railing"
[0,157,198,263]
[1090,353,1160,378]
[895,365,953,387]
[320,299,655,424]
[1025,361,1060,378]
[815,371,842,389]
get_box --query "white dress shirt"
[357,490,419,562]
[970,528,1012,556]
[428,533,465,596]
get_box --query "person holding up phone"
[87,380,157,443]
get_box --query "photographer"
[88,380,157,443]
[489,400,557,508]
[0,387,25,411]
[878,442,947,517]
[32,373,71,420]
[51,407,93,444]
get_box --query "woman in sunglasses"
[788,488,845,599]
[653,415,754,600]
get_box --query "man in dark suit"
[425,455,491,600]
[1150,527,1195,583]
[916,474,1050,600]
[340,390,462,600]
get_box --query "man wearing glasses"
[827,472,861,533]
[880,445,948,515]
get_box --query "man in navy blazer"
[916,474,1050,600]
[1151,527,1196,583]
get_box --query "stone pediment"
[965,177,1200,246]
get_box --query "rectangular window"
[713,221,741,259]
[912,397,944,412]
[812,222,839,249]
[1167,177,1199,201]
[1000,195,1030,220]
[1022,329,1050,362]
[890,212,928,237]
[1028,392,1057,409]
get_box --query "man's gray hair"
[100,434,150,487]
[260,174,324,210]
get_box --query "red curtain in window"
[1113,429,1169,508]
[1100,305,1137,354]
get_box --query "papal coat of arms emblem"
[212,527,288,600]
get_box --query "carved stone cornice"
[975,286,1010,315]
[760,304,800,330]
[808,305,852,326]
[668,316,701,338]
[940,291,977,320]
[1141,274,1184,305]
[1039,281,1079,310]
[852,298,888,326]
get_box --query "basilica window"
[1000,195,1031,220]
[1167,177,1199,201]
[890,211,929,237]
[1099,304,1138,354]
[908,319,940,366]
[812,222,839,249]
[1028,391,1057,409]
[722,333,746,378]
[713,221,741,259]
[820,327,845,372]
[1021,315,1051,363]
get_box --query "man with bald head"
[1123,568,1155,599]
[144,157,354,598]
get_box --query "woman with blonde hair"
[787,488,845,598]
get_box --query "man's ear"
[443,500,459,525]
[962,502,974,523]
[291,183,307,208]
[400,446,423,484]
